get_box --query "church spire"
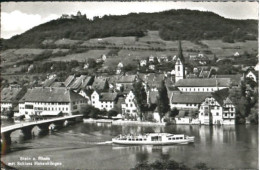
[177,40,185,63]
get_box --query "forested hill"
[2,9,258,48]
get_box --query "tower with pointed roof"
[175,41,185,82]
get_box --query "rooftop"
[1,87,25,103]
[175,78,231,87]
[171,92,212,104]
[19,87,86,103]
[100,93,118,101]
[117,75,136,83]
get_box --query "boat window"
[180,137,183,139]
[176,137,179,140]
[139,139,142,141]
[144,139,147,141]
[168,138,171,140]
[128,139,131,141]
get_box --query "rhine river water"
[1,121,258,170]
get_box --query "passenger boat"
[112,133,195,145]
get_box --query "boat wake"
[96,141,113,145]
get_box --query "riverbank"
[83,118,166,126]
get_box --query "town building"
[213,74,242,87]
[175,78,231,92]
[141,73,165,91]
[92,77,109,92]
[121,91,137,118]
[1,85,26,112]
[170,92,211,110]
[140,60,147,67]
[175,41,185,82]
[91,91,118,111]
[18,87,88,119]
[116,75,137,91]
[199,89,236,125]
[245,70,258,82]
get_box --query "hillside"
[2,9,258,49]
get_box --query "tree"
[107,109,118,118]
[87,58,97,68]
[133,81,147,121]
[157,80,170,122]
[169,108,179,118]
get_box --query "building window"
[225,113,227,116]
[231,113,233,117]
[216,112,219,116]
[178,66,180,71]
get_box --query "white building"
[234,52,240,57]
[117,62,124,68]
[19,87,87,119]
[1,86,26,112]
[149,65,155,70]
[175,41,185,82]
[140,60,147,67]
[175,78,231,92]
[121,91,137,118]
[245,70,258,82]
[199,89,236,125]
[149,55,155,62]
[91,91,118,111]
[101,54,107,61]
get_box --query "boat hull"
[112,139,194,145]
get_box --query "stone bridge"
[1,115,83,148]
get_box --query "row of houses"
[0,72,250,124]
[1,42,257,124]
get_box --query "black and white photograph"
[0,1,258,169]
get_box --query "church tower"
[175,41,185,82]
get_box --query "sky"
[1,2,259,39]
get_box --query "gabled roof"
[108,75,121,84]
[214,74,242,86]
[43,78,57,87]
[19,87,87,103]
[199,68,211,78]
[171,92,212,104]
[117,75,136,83]
[69,75,87,90]
[122,84,134,94]
[211,88,230,106]
[81,76,93,88]
[92,78,108,91]
[64,75,75,87]
[175,78,231,87]
[99,93,118,101]
[1,87,24,103]
[246,70,259,80]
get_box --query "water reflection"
[1,120,258,169]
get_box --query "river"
[1,121,258,170]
